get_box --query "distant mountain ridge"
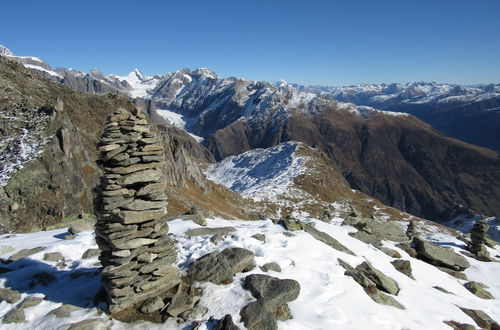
[1,45,499,223]
[283,81,500,151]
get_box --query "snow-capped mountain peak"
[0,44,13,56]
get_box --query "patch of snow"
[0,215,499,329]
[205,142,308,202]
[156,108,204,142]
[23,64,63,78]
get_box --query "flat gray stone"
[140,296,164,314]
[47,304,83,318]
[82,249,100,259]
[65,318,109,330]
[413,238,470,271]
[3,308,26,323]
[119,208,167,224]
[302,223,354,255]
[116,169,162,186]
[260,262,281,273]
[459,307,500,329]
[186,227,236,237]
[18,296,43,308]
[215,314,241,330]
[0,288,22,303]
[356,262,400,295]
[464,281,494,299]
[251,234,266,242]
[136,183,166,196]
[187,248,255,284]
[391,260,414,279]
[121,199,165,211]
[43,252,65,262]
[9,247,45,262]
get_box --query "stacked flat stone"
[95,108,180,314]
[468,219,490,259]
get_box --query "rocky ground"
[0,212,499,329]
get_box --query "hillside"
[0,57,255,232]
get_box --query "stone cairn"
[95,108,181,314]
[468,219,490,259]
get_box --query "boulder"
[278,217,303,231]
[0,288,21,303]
[82,248,100,259]
[3,308,26,323]
[437,266,468,280]
[302,223,354,255]
[215,314,240,330]
[186,227,236,237]
[187,248,255,284]
[349,231,382,247]
[464,281,494,299]
[64,318,109,330]
[251,234,266,242]
[240,274,300,330]
[139,296,165,314]
[459,307,500,329]
[260,262,281,273]
[68,220,94,234]
[18,296,43,308]
[391,260,414,279]
[338,258,404,309]
[8,246,45,262]
[47,304,83,318]
[356,262,399,295]
[166,286,200,317]
[43,252,65,262]
[413,238,470,271]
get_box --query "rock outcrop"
[187,247,255,285]
[338,259,404,309]
[240,274,300,330]
[413,237,470,271]
[94,108,180,313]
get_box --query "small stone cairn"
[468,219,490,259]
[95,108,180,314]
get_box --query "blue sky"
[1,0,499,85]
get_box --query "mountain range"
[1,45,500,225]
[1,44,500,330]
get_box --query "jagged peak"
[0,44,13,56]
[193,67,217,79]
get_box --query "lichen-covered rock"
[186,226,235,237]
[413,237,470,271]
[8,247,45,262]
[139,296,165,314]
[0,288,22,303]
[391,260,414,279]
[302,222,354,255]
[187,248,255,284]
[240,274,300,330]
[260,262,281,273]
[463,281,494,299]
[215,314,241,330]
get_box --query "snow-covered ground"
[1,216,499,329]
[155,108,204,142]
[205,142,308,203]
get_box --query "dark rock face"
[187,248,255,284]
